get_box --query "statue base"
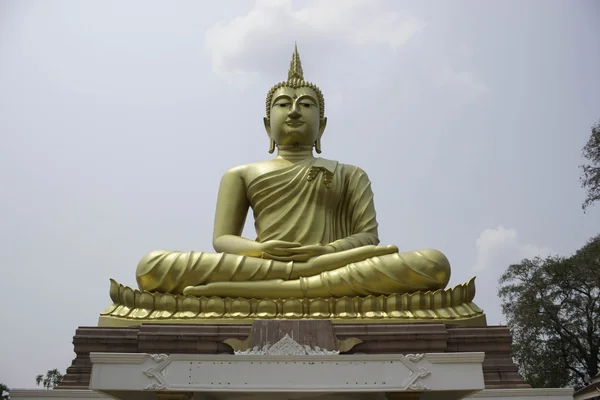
[56,321,530,391]
[98,277,486,327]
[12,320,575,399]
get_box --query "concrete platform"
[55,323,531,390]
[88,351,485,399]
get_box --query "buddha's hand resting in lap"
[259,240,303,259]
[288,245,399,278]
[262,243,336,262]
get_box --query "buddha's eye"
[300,103,312,108]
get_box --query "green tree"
[499,234,600,388]
[35,369,64,389]
[581,121,600,211]
[0,383,9,400]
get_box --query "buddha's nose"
[288,103,301,118]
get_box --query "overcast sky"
[1,0,599,390]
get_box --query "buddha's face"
[264,86,327,148]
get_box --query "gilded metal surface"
[98,278,485,326]
[102,45,484,324]
[335,337,363,353]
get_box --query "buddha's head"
[264,44,327,153]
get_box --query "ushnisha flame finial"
[265,43,326,119]
[287,42,304,81]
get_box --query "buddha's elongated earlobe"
[315,138,322,154]
[269,139,276,154]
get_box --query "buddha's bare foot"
[183,285,209,297]
[183,280,288,298]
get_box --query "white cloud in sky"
[205,0,426,84]
[472,226,553,324]
[473,226,552,272]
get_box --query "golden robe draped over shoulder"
[136,158,450,297]
[249,158,379,250]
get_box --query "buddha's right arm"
[211,168,301,257]
[213,235,263,257]
[212,168,261,257]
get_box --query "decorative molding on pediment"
[143,354,171,390]
[234,334,340,356]
[403,354,431,390]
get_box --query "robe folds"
[136,158,450,297]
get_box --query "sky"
[1,0,599,390]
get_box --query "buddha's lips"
[286,121,305,127]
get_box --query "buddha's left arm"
[327,167,380,252]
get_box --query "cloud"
[204,0,426,84]
[471,226,552,324]
[473,226,552,272]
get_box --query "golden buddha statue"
[135,45,451,299]
[100,45,483,326]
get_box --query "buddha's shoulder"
[313,158,371,182]
[220,159,287,183]
[331,159,371,177]
[224,159,282,174]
